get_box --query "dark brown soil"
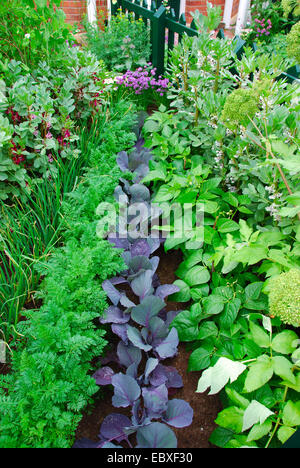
[75,246,222,448]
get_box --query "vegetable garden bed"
[1,0,300,451]
[75,246,222,448]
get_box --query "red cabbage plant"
[74,127,193,449]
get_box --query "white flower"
[25,33,31,39]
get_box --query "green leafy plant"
[0,0,73,67]
[141,15,300,448]
[286,21,300,63]
[0,47,107,200]
[0,100,138,448]
[84,10,151,72]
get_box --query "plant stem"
[265,385,288,448]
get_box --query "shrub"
[0,0,73,68]
[84,10,151,72]
[286,21,300,63]
[0,47,107,200]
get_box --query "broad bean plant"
[0,47,107,199]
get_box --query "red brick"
[61,0,227,25]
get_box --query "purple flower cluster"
[116,64,169,96]
[254,17,272,37]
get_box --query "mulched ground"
[75,247,222,448]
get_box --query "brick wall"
[62,0,106,25]
[61,0,233,25]
[232,0,239,18]
[185,0,226,24]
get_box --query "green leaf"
[244,356,274,393]
[247,420,272,442]
[197,357,246,395]
[209,427,234,448]
[215,407,244,433]
[245,282,264,300]
[225,388,250,410]
[190,284,210,300]
[184,265,210,286]
[171,307,202,342]
[277,426,296,444]
[203,295,225,316]
[272,356,296,384]
[169,280,191,302]
[219,299,241,329]
[197,321,218,340]
[217,218,240,233]
[233,246,268,265]
[282,401,300,427]
[272,330,299,355]
[184,250,203,269]
[144,119,160,133]
[242,400,274,432]
[154,184,176,202]
[249,321,270,348]
[188,346,212,371]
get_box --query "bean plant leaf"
[277,426,296,444]
[215,407,244,433]
[249,321,270,348]
[246,420,273,442]
[169,280,191,302]
[184,265,210,286]
[272,330,299,355]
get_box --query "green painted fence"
[111,0,198,76]
[110,0,300,82]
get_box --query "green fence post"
[169,0,180,20]
[152,5,166,77]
